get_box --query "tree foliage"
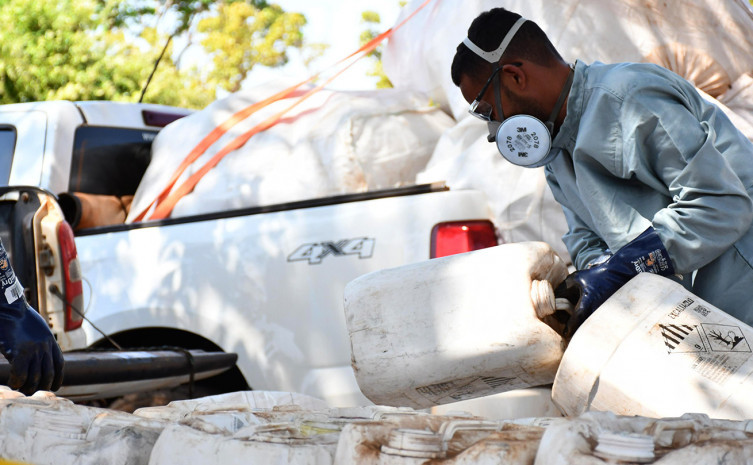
[359,2,406,90]
[0,0,305,108]
[198,2,305,93]
[359,10,393,89]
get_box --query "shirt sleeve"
[620,87,753,274]
[545,166,610,269]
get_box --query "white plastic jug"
[148,421,339,465]
[0,392,165,465]
[336,419,545,465]
[344,242,569,409]
[533,411,753,465]
[553,273,753,420]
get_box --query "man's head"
[451,8,566,123]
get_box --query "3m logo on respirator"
[288,237,375,265]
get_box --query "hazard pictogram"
[659,324,707,354]
[702,324,751,353]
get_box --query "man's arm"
[0,240,64,394]
[624,89,753,273]
[545,166,610,269]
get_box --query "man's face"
[459,71,503,121]
[459,68,547,124]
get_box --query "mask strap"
[545,65,575,133]
[463,17,527,64]
[493,66,505,122]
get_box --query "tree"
[359,10,393,89]
[359,2,407,89]
[0,0,306,108]
[197,2,305,93]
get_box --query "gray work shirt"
[546,60,753,325]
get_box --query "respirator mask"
[463,17,573,168]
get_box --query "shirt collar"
[552,59,587,151]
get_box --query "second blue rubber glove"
[557,227,675,337]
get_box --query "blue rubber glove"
[557,227,675,337]
[0,243,64,395]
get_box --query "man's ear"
[502,63,526,90]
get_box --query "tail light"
[57,221,84,331]
[430,220,499,259]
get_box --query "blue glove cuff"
[626,227,674,276]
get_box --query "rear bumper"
[0,349,237,401]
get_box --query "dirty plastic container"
[0,391,166,465]
[148,421,340,465]
[335,418,546,465]
[134,390,329,423]
[344,242,569,409]
[534,411,753,465]
[553,273,753,420]
[144,391,434,465]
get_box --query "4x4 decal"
[288,237,375,265]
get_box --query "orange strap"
[132,43,372,222]
[137,0,436,221]
[131,85,308,221]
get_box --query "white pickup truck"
[1,100,498,406]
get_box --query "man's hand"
[0,303,64,395]
[557,227,675,337]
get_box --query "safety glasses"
[468,62,522,123]
[468,65,504,122]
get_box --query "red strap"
[137,0,435,221]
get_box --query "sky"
[238,0,405,91]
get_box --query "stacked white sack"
[127,85,454,221]
[383,0,753,123]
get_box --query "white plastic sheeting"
[127,85,454,221]
[721,73,753,126]
[383,0,753,122]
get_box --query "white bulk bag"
[384,0,753,124]
[127,85,454,221]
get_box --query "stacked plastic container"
[0,386,752,463]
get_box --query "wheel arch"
[90,326,251,393]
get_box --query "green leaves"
[198,2,305,92]
[360,10,393,89]
[0,0,307,108]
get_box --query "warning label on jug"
[691,353,741,385]
[702,324,751,353]
[415,375,523,404]
[659,324,706,354]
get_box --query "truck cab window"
[0,126,17,185]
[69,126,157,196]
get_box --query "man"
[0,240,64,394]
[451,7,753,335]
